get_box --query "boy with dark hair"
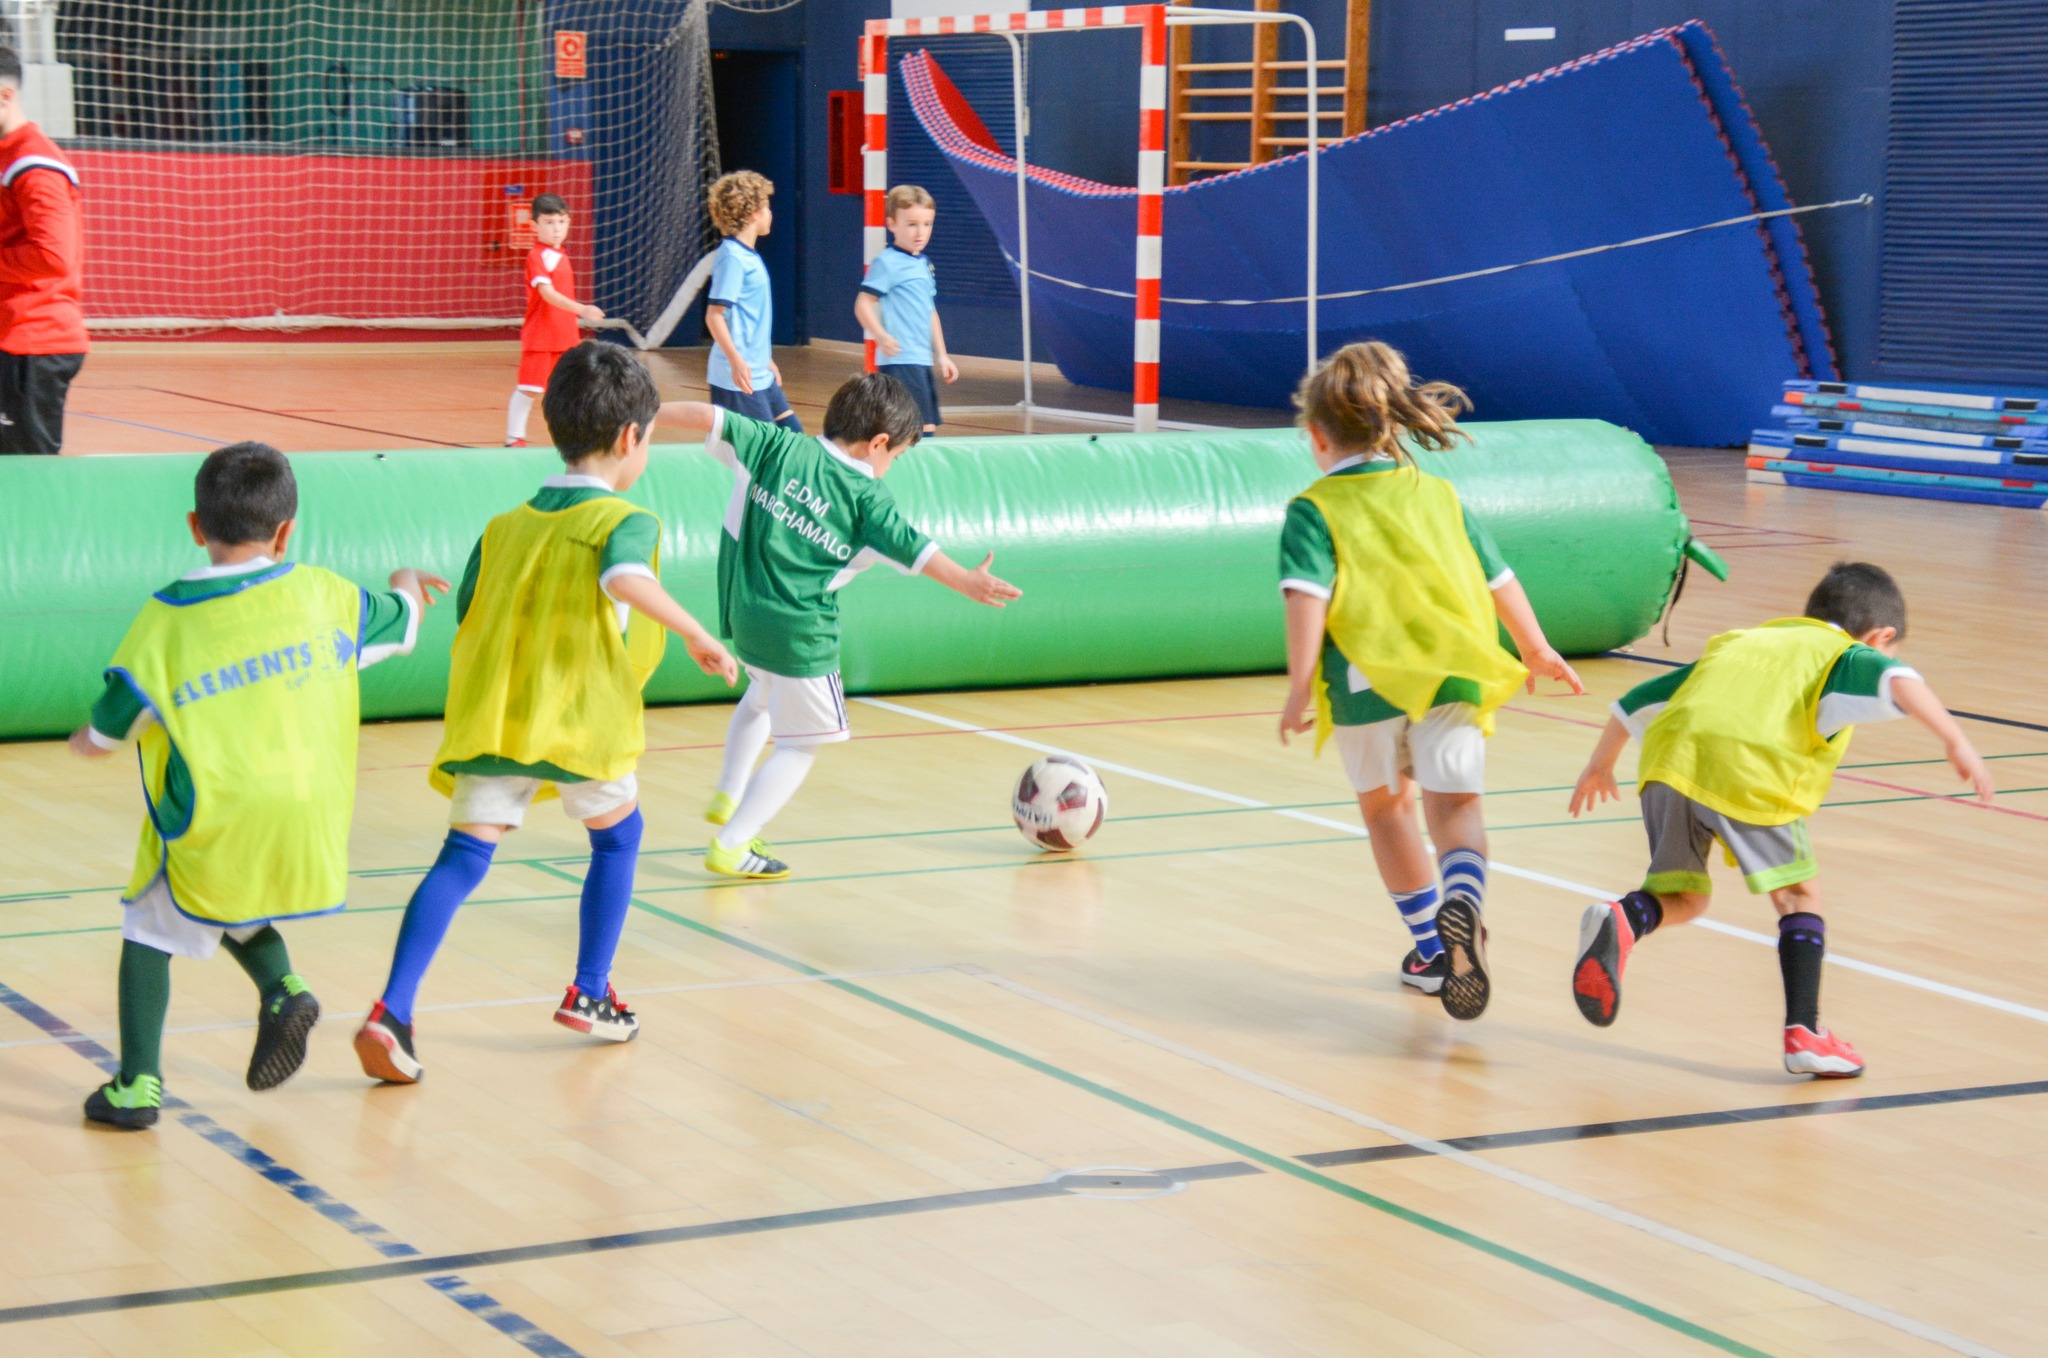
[70,442,443,1127]
[506,191,603,447]
[0,44,89,455]
[356,341,737,1085]
[657,371,1019,879]
[1567,561,1993,1077]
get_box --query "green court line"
[521,859,1767,1356]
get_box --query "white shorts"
[449,772,639,828]
[740,665,850,745]
[123,877,269,961]
[1332,703,1486,796]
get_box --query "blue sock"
[574,809,642,997]
[380,830,496,1025]
[1439,848,1487,910]
[1393,883,1443,962]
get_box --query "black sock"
[1778,912,1825,1031]
[1619,890,1664,939]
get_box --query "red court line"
[1831,771,2048,823]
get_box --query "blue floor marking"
[71,410,221,444]
[0,976,585,1356]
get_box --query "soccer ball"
[1011,756,1108,851]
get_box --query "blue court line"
[70,410,222,445]
[0,976,585,1356]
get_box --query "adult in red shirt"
[0,47,87,456]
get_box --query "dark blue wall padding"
[903,21,1835,447]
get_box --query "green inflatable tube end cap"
[1683,537,1730,582]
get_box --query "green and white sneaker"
[248,974,321,1092]
[705,791,738,826]
[85,1073,163,1130]
[705,836,790,880]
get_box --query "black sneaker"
[84,1073,163,1130]
[1398,948,1448,995]
[553,985,639,1043]
[354,1001,422,1084]
[248,975,321,1091]
[1435,893,1491,1021]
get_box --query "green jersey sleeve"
[706,407,788,474]
[1278,497,1336,598]
[357,588,420,670]
[454,537,484,625]
[1614,663,1694,740]
[1460,504,1512,586]
[856,484,935,572]
[598,509,662,595]
[1816,645,1918,737]
[88,672,150,745]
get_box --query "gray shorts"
[1640,781,1817,896]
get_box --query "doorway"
[710,48,804,345]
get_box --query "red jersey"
[0,121,88,355]
[522,243,580,353]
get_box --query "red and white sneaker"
[353,1000,422,1085]
[1783,1025,1864,1078]
[554,985,639,1042]
[505,437,527,447]
[1571,900,1636,1028]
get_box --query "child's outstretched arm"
[1889,674,1994,803]
[1569,716,1633,817]
[605,574,740,685]
[1278,588,1325,745]
[921,551,1021,608]
[388,568,451,612]
[656,400,718,438]
[537,280,603,325]
[1492,577,1585,695]
[854,292,899,358]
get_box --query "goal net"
[38,0,721,345]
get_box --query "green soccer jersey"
[442,474,662,784]
[1277,454,1514,727]
[88,557,418,829]
[706,409,936,678]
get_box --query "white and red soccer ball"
[1011,756,1108,851]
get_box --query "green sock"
[221,926,295,998]
[117,940,172,1084]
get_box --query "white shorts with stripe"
[742,665,850,745]
[1331,703,1486,796]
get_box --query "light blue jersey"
[859,244,937,367]
[707,237,775,391]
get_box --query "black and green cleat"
[247,974,321,1092]
[84,1073,163,1130]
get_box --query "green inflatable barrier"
[0,423,1723,741]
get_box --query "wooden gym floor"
[4,343,2045,1356]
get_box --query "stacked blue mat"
[1747,381,2048,510]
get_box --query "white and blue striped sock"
[1392,883,1443,962]
[1440,848,1487,910]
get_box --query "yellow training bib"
[1639,617,1858,825]
[432,497,666,794]
[1299,467,1526,749]
[110,564,366,924]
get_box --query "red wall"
[72,149,595,333]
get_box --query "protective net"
[43,0,723,344]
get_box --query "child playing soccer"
[1567,561,1993,1076]
[658,371,1020,880]
[507,192,603,448]
[354,342,737,1085]
[70,441,443,1127]
[854,185,958,435]
[1277,342,1583,1020]
[705,170,801,431]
